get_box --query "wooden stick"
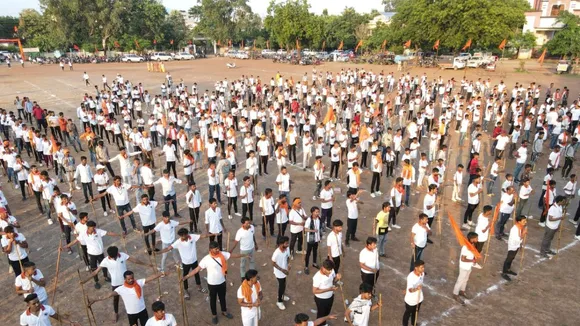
[89,200,98,224]
[51,239,63,306]
[148,246,162,299]
[413,288,421,326]
[176,265,190,326]
[226,231,230,252]
[555,205,567,262]
[108,194,128,252]
[76,269,94,326]
[378,293,382,326]
[338,282,353,326]
[519,233,527,272]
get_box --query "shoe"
[506,270,517,276]
[453,294,465,304]
[222,312,233,319]
[15,185,19,189]
[304,267,310,275]
[473,263,483,269]
[282,295,290,301]
[312,263,320,269]
[75,186,81,190]
[85,266,90,271]
[184,291,190,300]
[84,200,90,204]
[377,191,382,195]
[94,282,102,289]
[388,226,392,231]
[538,222,545,227]
[235,212,241,217]
[277,302,286,310]
[393,224,401,229]
[175,214,182,218]
[426,238,434,244]
[468,221,474,226]
[569,219,579,226]
[228,215,232,220]
[540,253,549,258]
[501,273,511,281]
[526,215,534,219]
[370,193,376,198]
[547,250,556,255]
[312,196,317,200]
[352,237,360,242]
[104,277,111,282]
[459,291,471,299]
[48,219,54,225]
[462,223,470,229]
[575,235,580,241]
[290,255,294,261]
[212,316,218,324]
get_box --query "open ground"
[0,57,578,326]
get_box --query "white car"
[150,52,172,61]
[466,56,486,68]
[236,51,249,59]
[121,54,144,63]
[174,52,195,60]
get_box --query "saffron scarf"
[241,280,261,304]
[210,251,228,275]
[123,280,142,299]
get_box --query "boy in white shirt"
[237,269,263,326]
[501,215,527,281]
[272,236,291,310]
[345,283,381,326]
[145,301,177,326]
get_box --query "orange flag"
[359,125,370,142]
[462,39,472,51]
[296,39,300,50]
[114,41,120,48]
[403,39,411,48]
[433,39,440,50]
[487,203,501,239]
[322,106,335,124]
[537,48,547,65]
[338,40,344,50]
[322,40,326,51]
[170,39,174,45]
[355,40,363,52]
[217,40,221,46]
[448,213,481,259]
[498,39,507,50]
[266,40,270,49]
[134,39,140,49]
[381,39,387,51]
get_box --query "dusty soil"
[0,57,578,326]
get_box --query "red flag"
[537,48,547,65]
[114,41,120,48]
[338,40,344,50]
[170,39,174,45]
[355,40,363,52]
[153,39,157,45]
[134,39,140,49]
[13,26,18,32]
[73,44,80,51]
[448,213,482,259]
[403,39,411,48]
[433,39,440,50]
[498,39,507,50]
[462,39,472,51]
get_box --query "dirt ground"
[0,57,578,326]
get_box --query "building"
[523,0,580,46]
[179,10,197,29]
[367,12,396,33]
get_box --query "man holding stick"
[20,293,80,326]
[540,195,566,258]
[403,260,425,326]
[15,261,48,304]
[145,301,177,326]
[452,232,481,304]
[272,236,291,310]
[1,225,29,277]
[501,215,527,281]
[359,237,380,293]
[410,214,431,272]
[345,283,381,326]
[91,176,140,234]
[312,259,342,326]
[259,188,276,239]
[230,217,258,282]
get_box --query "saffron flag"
[359,125,370,142]
[114,41,120,48]
[433,39,440,50]
[487,203,501,241]
[462,39,472,51]
[217,40,221,46]
[134,39,140,49]
[296,39,300,50]
[381,39,387,51]
[73,44,80,51]
[538,48,547,65]
[170,39,174,45]
[14,26,18,32]
[498,39,507,50]
[448,213,482,259]
[338,40,344,50]
[322,106,335,125]
[355,40,363,52]
[403,39,411,48]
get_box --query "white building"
[367,12,396,33]
[523,0,580,46]
[179,10,197,29]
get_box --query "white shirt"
[289,209,306,233]
[423,194,436,217]
[198,251,231,285]
[106,184,132,206]
[475,214,490,242]
[507,225,523,251]
[467,184,480,205]
[2,233,28,261]
[276,173,290,192]
[546,204,563,230]
[93,173,109,191]
[519,185,533,200]
[153,177,182,196]
[271,247,290,279]
[235,226,255,251]
[404,272,424,305]
[499,193,514,214]
[77,229,106,255]
[74,164,93,183]
[207,169,219,186]
[359,247,379,274]
[132,201,158,226]
[224,178,238,197]
[205,208,223,234]
[237,281,261,319]
[163,144,177,162]
[240,185,254,204]
[327,231,343,258]
[312,269,336,299]
[347,169,359,188]
[171,234,201,264]
[348,295,372,326]
[412,223,429,248]
[458,245,475,270]
[145,313,177,326]
[15,269,48,302]
[100,253,130,286]
[20,305,56,326]
[320,188,334,209]
[259,196,275,215]
[346,199,358,219]
[186,189,202,209]
[115,279,147,314]
[155,220,179,244]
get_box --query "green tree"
[546,11,580,59]
[18,9,66,51]
[511,31,537,55]
[325,7,371,49]
[264,0,311,49]
[162,10,189,49]
[189,0,254,44]
[0,16,19,39]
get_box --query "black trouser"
[262,213,275,237]
[117,204,136,232]
[242,202,254,221]
[503,249,519,273]
[227,196,238,215]
[183,261,201,290]
[463,203,478,223]
[314,295,334,326]
[147,185,155,201]
[371,172,381,192]
[209,233,223,251]
[386,161,394,177]
[166,161,177,178]
[9,257,29,277]
[277,222,288,238]
[89,254,107,282]
[361,271,379,292]
[290,231,303,255]
[346,218,358,242]
[63,224,75,244]
[475,242,485,253]
[562,157,573,178]
[389,206,400,225]
[208,281,227,316]
[259,155,268,174]
[127,309,148,326]
[186,173,194,185]
[321,208,333,228]
[80,244,90,267]
[164,193,178,216]
[330,162,339,178]
[277,277,287,302]
[305,241,319,266]
[114,133,124,147]
[19,180,27,199]
[143,224,156,250]
[189,207,200,232]
[288,144,297,163]
[103,162,115,177]
[82,182,93,201]
[33,190,43,213]
[112,285,121,313]
[99,190,112,211]
[361,151,368,168]
[403,302,422,326]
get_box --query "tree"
[511,31,536,56]
[0,16,19,39]
[546,11,580,59]
[264,0,312,49]
[388,0,529,51]
[189,0,255,44]
[18,9,66,51]
[162,10,189,48]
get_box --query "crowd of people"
[1,65,578,326]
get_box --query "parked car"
[466,56,486,68]
[235,51,249,59]
[173,52,195,60]
[121,54,144,63]
[261,49,276,57]
[150,52,172,61]
[438,56,466,70]
[557,60,572,74]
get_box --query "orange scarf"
[279,202,289,215]
[123,281,142,299]
[402,165,413,179]
[241,280,261,303]
[192,138,203,152]
[210,251,227,275]
[376,153,382,165]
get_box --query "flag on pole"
[170,39,174,45]
[13,26,18,32]
[296,39,300,50]
[322,40,326,51]
[153,39,157,45]
[323,106,335,125]
[73,44,80,51]
[134,39,140,49]
[462,39,472,51]
[487,203,501,239]
[241,39,244,48]
[338,40,344,50]
[381,39,387,51]
[253,40,256,50]
[114,41,120,48]
[266,40,270,49]
[538,48,547,65]
[498,39,507,50]
[433,39,440,50]
[354,40,363,52]
[404,39,411,48]
[217,40,221,46]
[448,213,482,259]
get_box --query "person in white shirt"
[88,270,164,326]
[236,269,263,326]
[303,207,322,275]
[326,220,344,274]
[145,301,177,326]
[92,175,140,233]
[224,171,240,220]
[452,232,481,304]
[152,169,182,218]
[259,188,276,238]
[312,259,342,326]
[2,226,29,277]
[230,217,258,280]
[359,237,380,292]
[246,150,259,189]
[93,165,115,216]
[144,211,190,274]
[452,164,464,202]
[501,215,527,281]
[495,186,516,240]
[207,162,222,205]
[345,283,381,326]
[20,293,79,326]
[74,156,94,203]
[516,178,534,218]
[540,195,566,258]
[80,246,149,322]
[160,138,178,178]
[319,180,334,229]
[403,260,425,326]
[475,205,493,252]
[186,183,202,233]
[205,198,227,250]
[289,198,307,258]
[240,176,255,222]
[121,194,159,254]
[345,190,362,246]
[293,313,338,326]
[410,214,431,272]
[256,134,270,175]
[55,194,78,251]
[15,262,48,305]
[276,167,291,199]
[463,177,482,228]
[272,236,291,310]
[182,241,246,324]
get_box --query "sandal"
[222,312,233,319]
[198,287,208,293]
